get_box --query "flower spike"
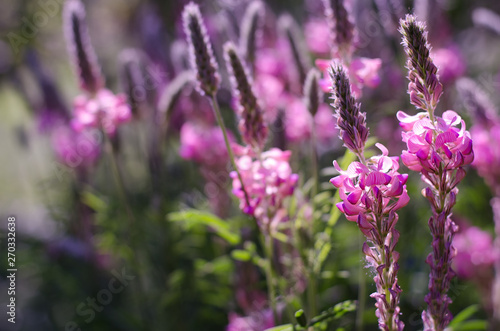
[182,2,220,97]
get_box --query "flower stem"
[356,232,366,331]
[263,233,279,324]
[209,95,251,209]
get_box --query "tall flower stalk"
[182,2,251,209]
[329,63,408,331]
[398,15,474,331]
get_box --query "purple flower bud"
[329,62,368,155]
[239,1,264,66]
[321,0,355,58]
[63,0,104,94]
[224,42,268,150]
[182,2,220,97]
[399,14,443,113]
[303,69,322,117]
[278,14,310,86]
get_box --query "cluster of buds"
[63,0,131,137]
[398,15,474,331]
[231,146,298,230]
[329,63,407,331]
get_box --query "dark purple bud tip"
[63,0,104,94]
[239,1,264,65]
[223,42,267,150]
[182,2,220,97]
[399,14,443,111]
[303,68,322,117]
[329,62,368,154]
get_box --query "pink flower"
[226,309,274,331]
[453,226,497,279]
[304,20,330,55]
[284,96,312,143]
[231,147,298,229]
[51,125,101,168]
[71,89,131,136]
[397,110,474,173]
[316,57,382,98]
[432,45,466,84]
[331,143,409,223]
[254,74,285,124]
[179,122,232,169]
[470,121,500,186]
[314,104,337,143]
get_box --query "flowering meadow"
[3,0,500,330]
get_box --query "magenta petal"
[347,189,363,204]
[343,200,364,216]
[435,130,459,148]
[366,171,392,186]
[393,189,410,210]
[330,175,344,188]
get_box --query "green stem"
[263,233,279,324]
[209,95,252,209]
[356,233,366,331]
[311,131,319,203]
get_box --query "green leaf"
[448,305,479,328]
[168,209,240,245]
[81,191,107,212]
[264,324,294,331]
[451,320,487,331]
[231,249,252,262]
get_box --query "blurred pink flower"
[51,126,101,168]
[71,89,131,136]
[470,121,500,188]
[231,147,298,229]
[226,309,274,331]
[316,57,382,98]
[284,96,312,143]
[179,122,232,169]
[254,74,285,123]
[453,226,497,279]
[305,20,330,55]
[432,45,466,84]
[314,104,337,143]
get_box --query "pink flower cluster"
[453,226,497,280]
[71,89,132,136]
[331,143,410,224]
[51,126,101,168]
[397,110,473,173]
[316,57,382,98]
[470,121,500,188]
[226,309,274,331]
[432,45,466,84]
[231,147,298,229]
[179,122,232,169]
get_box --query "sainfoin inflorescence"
[329,63,408,331]
[399,14,474,331]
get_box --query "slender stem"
[307,130,319,320]
[310,131,319,202]
[103,133,136,225]
[209,95,252,209]
[263,232,279,324]
[356,232,366,331]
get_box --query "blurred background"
[1,0,500,330]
